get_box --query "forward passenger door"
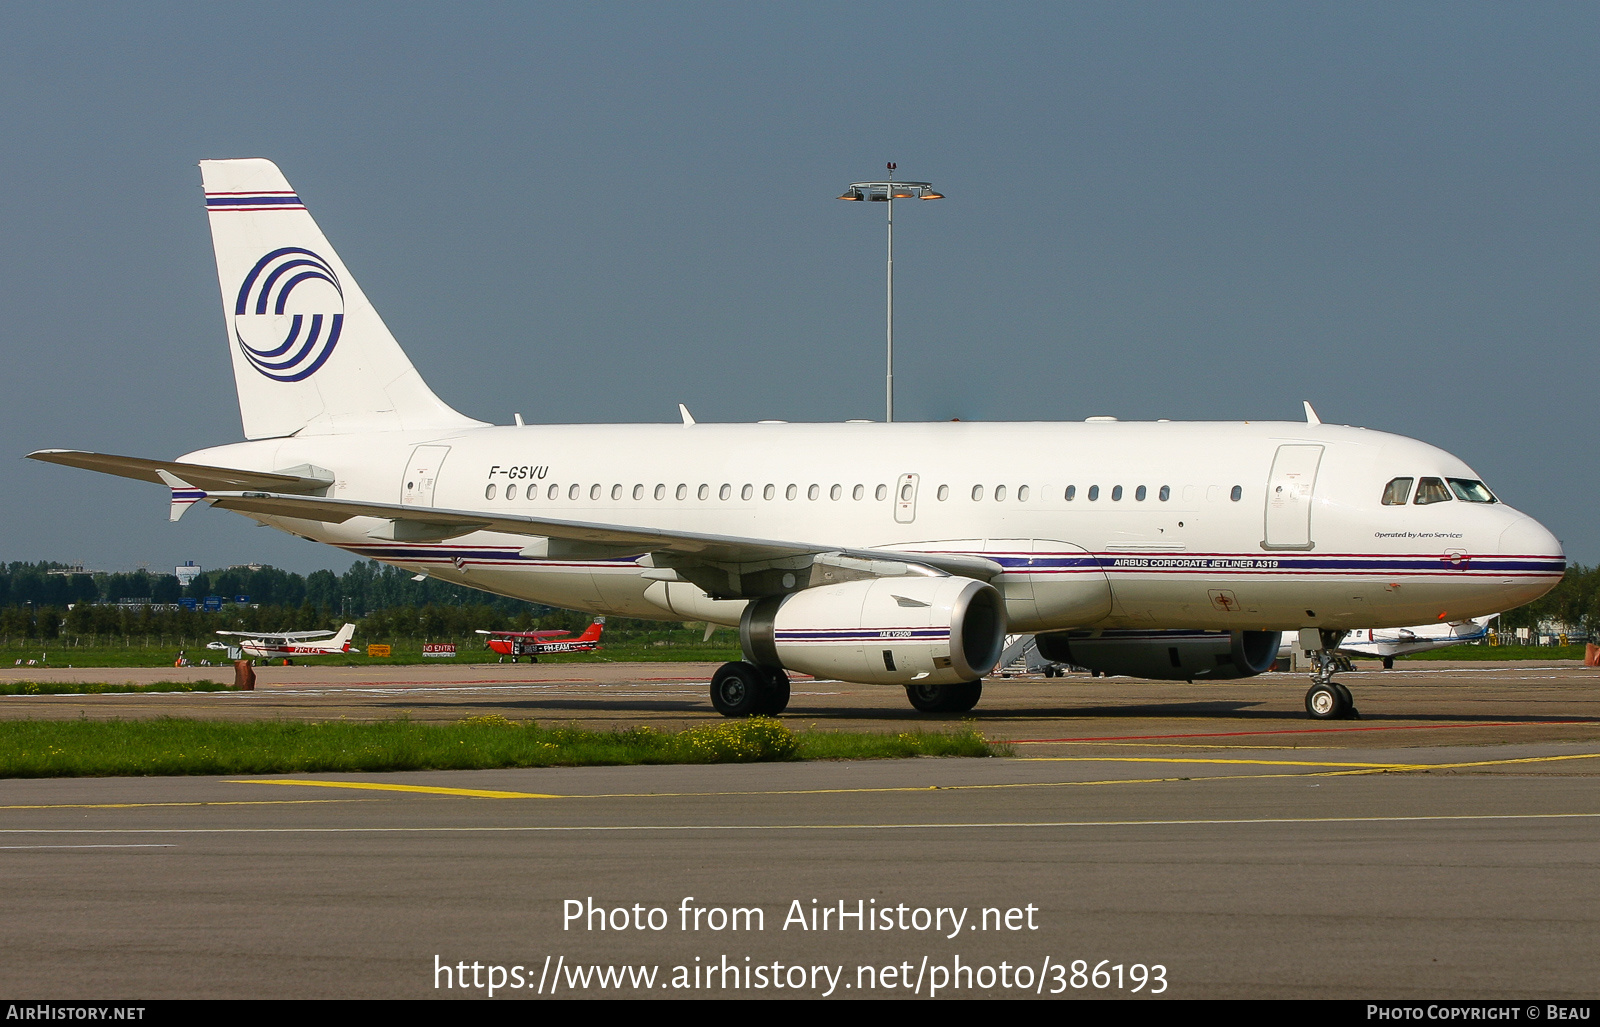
[1262,444,1322,550]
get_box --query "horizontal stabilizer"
[28,450,334,494]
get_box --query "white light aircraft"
[1335,615,1499,669]
[29,160,1566,720]
[207,623,357,660]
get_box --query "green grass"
[0,680,233,696]
[1398,644,1588,662]
[0,716,1007,778]
[0,639,744,668]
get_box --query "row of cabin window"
[1380,477,1497,506]
[485,483,893,502]
[1061,484,1242,503]
[483,482,1247,503]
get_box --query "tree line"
[0,559,547,615]
[1496,562,1597,638]
[0,558,1593,642]
[0,560,598,641]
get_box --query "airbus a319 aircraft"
[29,160,1565,720]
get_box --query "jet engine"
[1035,629,1282,681]
[739,576,1005,686]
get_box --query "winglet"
[1302,401,1321,425]
[678,403,696,426]
[156,470,208,522]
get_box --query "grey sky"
[3,2,1595,575]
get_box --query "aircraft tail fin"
[331,623,356,650]
[577,619,605,643]
[199,159,485,440]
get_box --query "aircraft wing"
[474,629,569,638]
[214,629,335,639]
[194,489,1004,580]
[27,450,334,494]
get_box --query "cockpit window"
[1381,477,1414,506]
[1448,478,1497,503]
[1413,477,1452,505]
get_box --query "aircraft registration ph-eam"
[477,618,605,661]
[28,159,1566,720]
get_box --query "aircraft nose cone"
[1498,515,1564,562]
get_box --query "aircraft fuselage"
[182,418,1563,636]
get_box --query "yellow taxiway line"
[223,749,1600,801]
[238,779,562,799]
[0,799,370,811]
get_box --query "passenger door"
[401,445,451,507]
[1262,444,1322,550]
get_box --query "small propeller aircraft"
[207,624,357,661]
[477,618,604,662]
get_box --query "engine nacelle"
[1035,629,1282,681]
[740,577,1006,686]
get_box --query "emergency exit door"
[894,473,919,524]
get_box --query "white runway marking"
[1,812,1598,835]
[0,843,176,849]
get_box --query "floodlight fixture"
[836,162,943,422]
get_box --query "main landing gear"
[1302,630,1358,720]
[905,681,983,713]
[710,661,790,717]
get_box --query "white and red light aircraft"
[207,623,357,661]
[477,618,605,661]
[29,160,1565,720]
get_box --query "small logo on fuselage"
[233,247,344,382]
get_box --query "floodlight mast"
[838,164,943,422]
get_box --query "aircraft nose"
[1498,514,1564,562]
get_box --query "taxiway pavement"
[1,661,1596,999]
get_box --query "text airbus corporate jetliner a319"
[28,160,1565,719]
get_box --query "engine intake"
[1035,629,1282,681]
[740,576,1005,686]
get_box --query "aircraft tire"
[1304,683,1348,720]
[1382,656,1394,670]
[905,681,983,713]
[1333,682,1358,719]
[756,668,790,716]
[710,661,768,717]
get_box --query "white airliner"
[207,623,356,660]
[28,159,1565,720]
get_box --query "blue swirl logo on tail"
[232,247,344,382]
